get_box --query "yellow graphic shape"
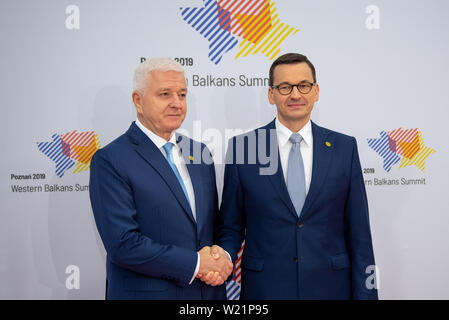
[71,134,101,174]
[233,0,273,44]
[234,0,299,60]
[396,133,420,160]
[397,131,435,172]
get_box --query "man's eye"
[279,85,291,90]
[160,92,169,96]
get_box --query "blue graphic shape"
[226,279,241,300]
[367,131,401,172]
[180,0,239,64]
[37,134,75,177]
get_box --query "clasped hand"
[197,245,233,286]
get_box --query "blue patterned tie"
[163,142,190,205]
[287,133,306,216]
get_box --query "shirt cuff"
[189,252,200,284]
[224,250,232,263]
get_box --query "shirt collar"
[275,118,312,147]
[135,118,176,149]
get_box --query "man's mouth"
[287,102,306,108]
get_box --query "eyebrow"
[277,80,313,85]
[158,87,188,92]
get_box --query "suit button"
[294,257,299,263]
[297,221,303,228]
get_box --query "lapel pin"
[325,141,331,147]
[189,155,194,161]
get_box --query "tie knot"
[290,133,303,145]
[163,142,174,155]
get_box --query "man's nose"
[170,95,182,107]
[290,85,302,98]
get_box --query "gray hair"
[133,57,185,93]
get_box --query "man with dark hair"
[218,53,378,299]
[269,53,317,85]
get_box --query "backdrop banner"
[1,0,448,299]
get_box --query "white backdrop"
[1,0,448,299]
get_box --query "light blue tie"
[287,133,306,216]
[163,142,190,205]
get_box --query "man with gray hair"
[89,57,232,299]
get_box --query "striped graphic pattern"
[389,128,436,172]
[180,0,239,64]
[367,128,435,172]
[225,0,299,60]
[37,134,76,178]
[180,0,299,64]
[37,131,101,178]
[367,131,401,172]
[226,242,244,300]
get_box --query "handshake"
[197,245,234,286]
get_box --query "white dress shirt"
[135,119,199,283]
[135,119,196,219]
[275,118,313,195]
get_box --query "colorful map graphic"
[180,0,299,64]
[226,243,244,300]
[367,128,435,172]
[37,131,101,178]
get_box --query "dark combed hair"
[269,53,316,86]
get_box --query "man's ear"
[132,91,143,114]
[268,87,275,105]
[314,83,320,102]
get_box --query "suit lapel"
[261,120,298,219]
[127,123,196,224]
[300,122,333,219]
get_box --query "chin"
[285,110,308,119]
[166,122,183,131]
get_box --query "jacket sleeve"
[344,138,379,299]
[217,138,246,263]
[89,149,197,287]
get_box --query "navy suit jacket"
[218,119,378,300]
[89,122,226,300]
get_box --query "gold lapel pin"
[325,141,331,147]
[189,155,194,161]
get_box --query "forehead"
[273,62,314,83]
[147,70,187,89]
